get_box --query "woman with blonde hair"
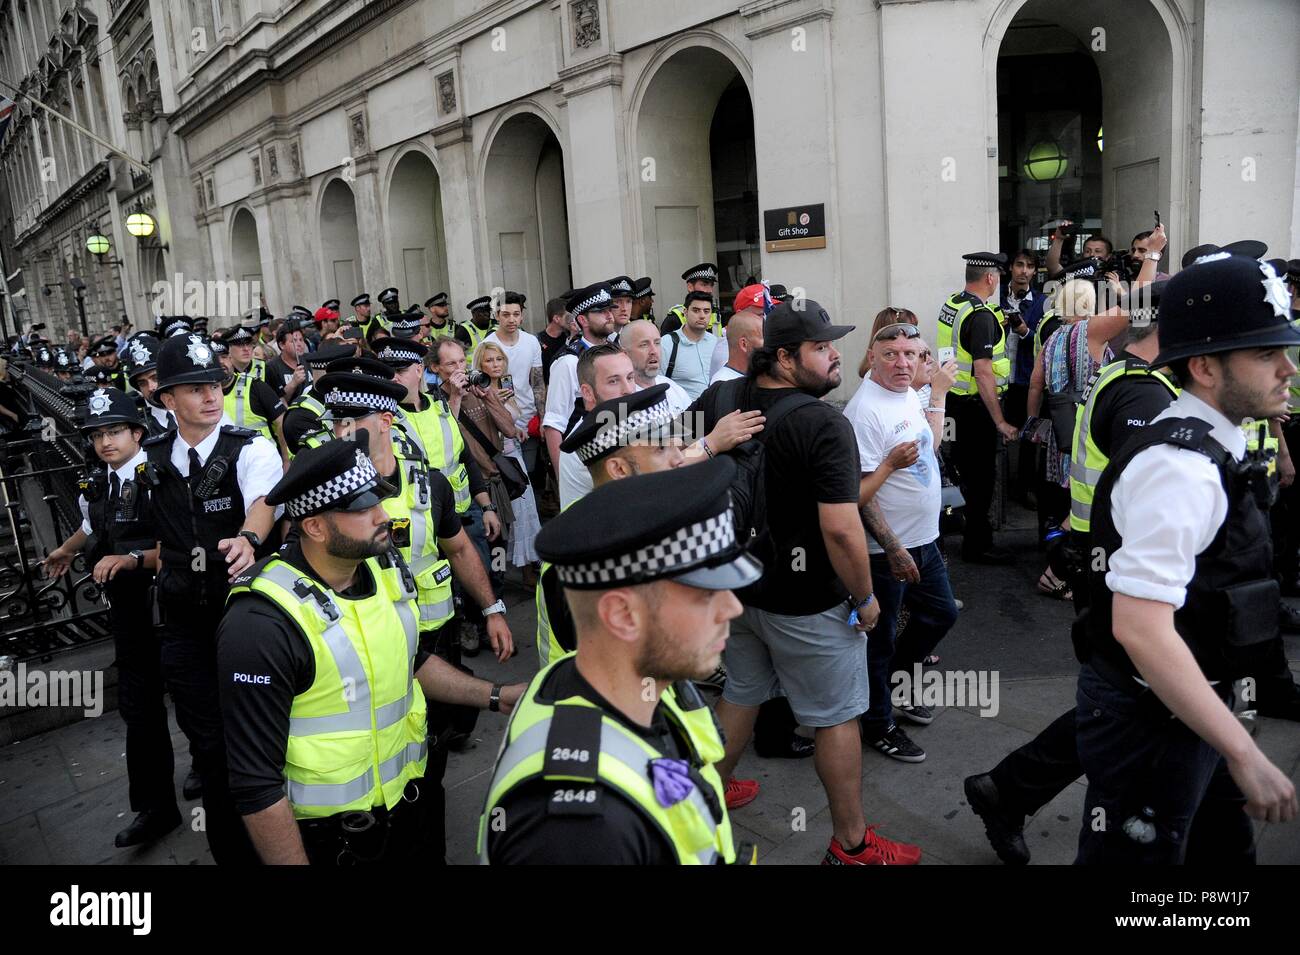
[472,340,542,577]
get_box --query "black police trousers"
[949,394,998,554]
[108,576,177,815]
[419,621,479,865]
[298,778,433,866]
[1074,664,1254,864]
[988,708,1079,819]
[158,573,258,865]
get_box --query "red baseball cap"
[733,284,770,314]
[314,306,340,324]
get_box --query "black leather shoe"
[964,773,1030,865]
[182,768,203,801]
[115,808,182,848]
[961,547,1016,566]
[754,733,815,759]
[1279,603,1300,634]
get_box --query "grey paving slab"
[0,738,77,826]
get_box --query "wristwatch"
[129,549,144,570]
[482,598,507,617]
[481,504,497,513]
[489,684,503,713]
[238,529,262,548]
[1146,251,1162,262]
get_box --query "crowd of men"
[2,233,1298,865]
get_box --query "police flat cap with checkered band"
[324,354,396,379]
[632,277,654,300]
[225,325,256,345]
[565,283,614,318]
[535,457,762,592]
[371,336,428,367]
[303,342,358,371]
[350,293,371,308]
[425,292,448,309]
[681,263,718,283]
[208,337,228,356]
[318,371,407,417]
[267,435,394,519]
[388,309,425,340]
[465,295,492,313]
[607,275,634,297]
[561,384,677,464]
[962,252,1008,269]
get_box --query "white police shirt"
[170,414,283,513]
[79,448,148,536]
[1104,390,1246,609]
[558,446,593,511]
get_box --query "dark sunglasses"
[872,323,921,344]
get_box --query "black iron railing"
[1,361,113,662]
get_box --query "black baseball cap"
[763,299,854,350]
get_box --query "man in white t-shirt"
[846,321,960,765]
[710,293,766,384]
[543,283,618,480]
[485,291,546,473]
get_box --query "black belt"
[296,779,423,865]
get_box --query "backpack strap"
[664,331,681,379]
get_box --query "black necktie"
[188,448,204,493]
[108,471,121,513]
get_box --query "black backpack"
[709,377,818,568]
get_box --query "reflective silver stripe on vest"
[418,596,455,623]
[488,713,719,865]
[1070,499,1092,523]
[1069,458,1105,484]
[233,376,247,427]
[396,412,427,459]
[1071,362,1128,488]
[432,412,472,507]
[286,739,427,808]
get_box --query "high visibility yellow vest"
[667,304,722,336]
[936,293,1009,397]
[384,435,455,631]
[400,399,471,514]
[459,321,495,361]
[1033,310,1061,358]
[477,657,749,865]
[228,552,427,820]
[1069,359,1178,533]
[223,373,275,443]
[1288,347,1300,412]
[535,561,566,668]
[233,357,267,382]
[288,393,327,459]
[1243,419,1280,481]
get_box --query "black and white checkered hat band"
[573,289,612,314]
[684,268,716,282]
[324,388,399,414]
[967,257,1001,268]
[575,400,677,463]
[227,329,253,342]
[286,450,378,518]
[555,511,736,586]
[377,344,421,363]
[633,287,653,299]
[611,280,632,294]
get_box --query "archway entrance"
[230,207,263,287]
[636,46,759,315]
[320,179,363,302]
[483,113,572,331]
[996,0,1177,264]
[387,152,449,307]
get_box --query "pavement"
[3,506,1298,865]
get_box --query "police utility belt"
[296,778,425,865]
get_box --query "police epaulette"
[142,431,173,448]
[220,424,259,439]
[229,554,277,592]
[1154,416,1214,451]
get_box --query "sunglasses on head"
[872,323,921,343]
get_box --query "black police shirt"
[216,470,459,816]
[225,375,286,425]
[488,656,683,865]
[688,382,861,615]
[282,391,327,454]
[1087,349,1176,461]
[959,298,1000,366]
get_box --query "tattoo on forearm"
[860,499,900,552]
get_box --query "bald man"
[710,310,765,384]
[619,319,692,415]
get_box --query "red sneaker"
[724,777,760,810]
[822,825,922,865]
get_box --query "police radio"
[79,471,106,503]
[192,455,230,499]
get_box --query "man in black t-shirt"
[538,296,575,385]
[266,321,309,401]
[686,300,922,866]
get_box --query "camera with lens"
[466,370,491,389]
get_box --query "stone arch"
[384,147,449,307]
[229,205,264,289]
[317,176,364,304]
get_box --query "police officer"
[424,292,453,336]
[279,342,359,456]
[140,333,284,864]
[457,295,496,359]
[660,263,721,336]
[158,315,194,339]
[123,336,177,438]
[536,384,684,667]
[1075,254,1298,863]
[215,439,524,864]
[937,252,1016,563]
[369,286,403,342]
[215,337,287,452]
[52,345,79,382]
[480,457,760,864]
[607,275,634,338]
[88,335,127,390]
[43,387,179,848]
[631,276,655,323]
[965,279,1179,864]
[224,324,267,382]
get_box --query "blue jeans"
[862,540,959,736]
